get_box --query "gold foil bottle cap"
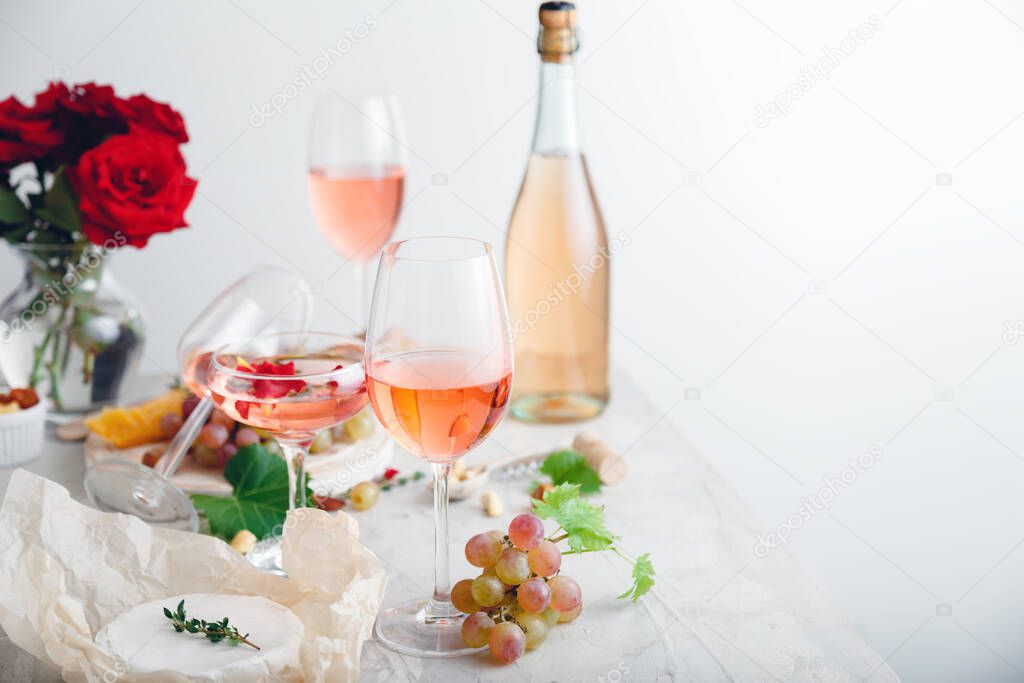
[538,1,578,62]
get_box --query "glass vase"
[0,243,145,414]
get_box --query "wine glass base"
[374,599,482,658]
[84,459,199,532]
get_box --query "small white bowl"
[0,397,46,468]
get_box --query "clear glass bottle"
[505,1,610,423]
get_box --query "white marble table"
[0,373,897,682]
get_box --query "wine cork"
[573,431,628,485]
[538,1,579,61]
[539,2,576,29]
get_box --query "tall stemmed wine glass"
[84,266,312,530]
[308,93,405,328]
[207,332,368,573]
[366,237,513,657]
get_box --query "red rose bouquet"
[0,81,195,248]
[0,82,196,411]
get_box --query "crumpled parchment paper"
[0,469,388,682]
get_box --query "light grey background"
[2,1,1023,680]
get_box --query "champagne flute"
[308,93,405,328]
[366,237,513,657]
[84,266,312,530]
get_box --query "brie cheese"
[95,593,303,682]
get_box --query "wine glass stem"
[426,461,457,620]
[277,438,310,510]
[157,394,214,479]
[355,260,371,331]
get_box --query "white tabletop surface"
[0,372,897,682]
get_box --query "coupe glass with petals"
[84,266,312,530]
[308,92,406,327]
[207,332,368,571]
[366,237,513,657]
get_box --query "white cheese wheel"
[95,593,303,682]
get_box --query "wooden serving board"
[84,430,394,496]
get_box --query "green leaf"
[37,170,80,233]
[0,186,29,225]
[618,553,655,602]
[191,443,299,541]
[540,449,601,494]
[532,483,615,553]
[531,482,582,518]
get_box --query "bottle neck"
[530,59,580,156]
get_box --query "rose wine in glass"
[308,94,406,327]
[308,165,404,262]
[367,350,511,460]
[366,237,513,657]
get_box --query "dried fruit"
[85,389,186,448]
[142,448,163,468]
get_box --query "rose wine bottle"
[505,1,609,423]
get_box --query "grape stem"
[545,535,651,576]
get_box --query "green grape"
[471,574,506,607]
[198,423,228,449]
[451,579,480,614]
[518,612,550,650]
[461,611,494,648]
[548,575,581,612]
[342,411,374,441]
[488,622,526,663]
[494,548,531,586]
[517,577,550,613]
[508,513,544,550]
[309,429,333,454]
[527,540,562,577]
[349,481,380,510]
[558,602,582,623]
[235,427,260,447]
[465,531,504,568]
[540,607,559,628]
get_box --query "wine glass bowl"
[365,237,513,657]
[83,266,313,530]
[308,93,406,326]
[208,334,367,438]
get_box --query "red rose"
[52,82,130,163]
[65,126,197,247]
[236,359,307,399]
[60,82,121,118]
[0,89,64,168]
[115,94,188,143]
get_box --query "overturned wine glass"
[83,266,313,531]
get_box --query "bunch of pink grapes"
[452,513,582,663]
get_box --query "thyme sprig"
[162,600,260,651]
